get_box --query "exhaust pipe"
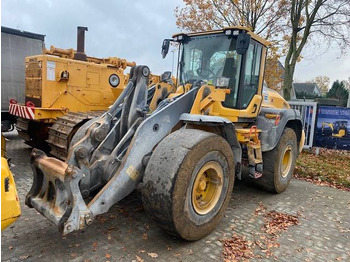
[74,26,88,61]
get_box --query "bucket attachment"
[25,149,92,235]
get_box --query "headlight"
[216,77,230,88]
[233,30,240,36]
[109,74,120,87]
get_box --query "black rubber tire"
[254,127,297,193]
[142,129,235,241]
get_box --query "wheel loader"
[25,27,305,240]
[8,27,174,160]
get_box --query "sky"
[2,0,350,86]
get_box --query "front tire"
[142,129,235,241]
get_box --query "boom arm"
[26,65,198,234]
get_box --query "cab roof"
[172,26,270,47]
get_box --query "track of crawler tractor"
[46,111,103,160]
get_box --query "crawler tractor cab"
[26,27,304,240]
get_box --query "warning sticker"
[126,165,139,181]
[47,61,56,81]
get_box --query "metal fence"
[289,101,318,149]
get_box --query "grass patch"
[294,148,350,190]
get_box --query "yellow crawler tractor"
[9,27,143,160]
[26,27,305,240]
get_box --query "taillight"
[274,115,281,126]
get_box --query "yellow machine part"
[333,129,346,138]
[189,85,263,122]
[1,157,21,230]
[261,87,290,109]
[24,54,128,120]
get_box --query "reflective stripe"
[27,107,35,119]
[8,104,35,119]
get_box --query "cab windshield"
[179,33,263,109]
[180,34,241,107]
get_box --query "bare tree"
[283,0,350,100]
[175,0,289,90]
[175,0,289,39]
[308,75,330,95]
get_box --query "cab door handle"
[252,104,258,114]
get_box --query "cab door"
[215,41,266,122]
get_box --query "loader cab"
[164,27,269,121]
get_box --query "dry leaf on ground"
[147,252,158,258]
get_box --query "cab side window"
[240,43,262,108]
[188,48,202,79]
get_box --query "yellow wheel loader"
[25,27,305,240]
[1,135,21,230]
[9,27,174,160]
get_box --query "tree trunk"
[283,65,295,101]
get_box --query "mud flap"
[25,149,92,235]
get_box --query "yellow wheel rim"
[192,161,223,215]
[281,145,292,178]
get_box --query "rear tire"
[142,129,235,241]
[255,127,297,193]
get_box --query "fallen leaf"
[136,255,144,262]
[262,211,299,235]
[105,253,111,258]
[9,246,13,250]
[147,252,158,258]
[255,240,264,249]
[221,235,255,260]
[19,255,31,260]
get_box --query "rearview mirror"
[160,71,171,82]
[161,39,170,59]
[236,33,251,55]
